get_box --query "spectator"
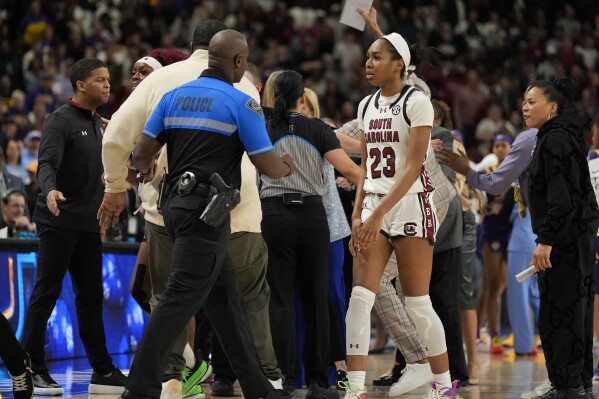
[20,130,40,171]
[4,139,28,183]
[4,90,29,139]
[332,30,363,72]
[24,71,57,114]
[474,103,515,155]
[20,1,47,46]
[0,145,26,200]
[27,95,50,130]
[0,189,35,238]
[453,69,490,148]
[0,117,19,151]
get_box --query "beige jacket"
[102,49,262,232]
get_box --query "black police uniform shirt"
[143,69,273,190]
[34,100,104,233]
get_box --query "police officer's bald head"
[208,29,249,84]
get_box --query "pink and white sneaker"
[423,381,461,399]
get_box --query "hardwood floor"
[0,349,596,399]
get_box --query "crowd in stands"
[0,0,599,397]
[0,0,597,241]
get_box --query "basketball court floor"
[1,346,595,399]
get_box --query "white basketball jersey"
[358,86,435,195]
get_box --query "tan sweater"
[102,49,262,232]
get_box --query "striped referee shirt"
[260,113,341,198]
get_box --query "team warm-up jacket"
[34,100,104,232]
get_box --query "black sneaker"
[89,368,127,394]
[305,383,338,399]
[10,353,33,399]
[32,371,63,396]
[455,378,470,388]
[121,389,154,399]
[263,389,292,399]
[210,379,235,397]
[372,364,403,386]
[536,386,587,399]
[585,386,595,399]
[282,380,297,399]
[336,370,347,390]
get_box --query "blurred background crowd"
[0,0,597,241]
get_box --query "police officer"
[124,30,295,399]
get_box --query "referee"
[124,30,295,399]
[260,70,359,399]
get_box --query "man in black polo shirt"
[21,58,126,395]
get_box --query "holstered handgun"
[157,168,168,214]
[199,173,240,228]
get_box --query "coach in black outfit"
[526,78,599,399]
[21,58,126,395]
[260,70,359,399]
[127,30,295,399]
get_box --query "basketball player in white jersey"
[342,32,460,399]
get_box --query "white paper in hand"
[516,266,537,283]
[339,0,374,31]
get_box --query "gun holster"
[199,173,240,228]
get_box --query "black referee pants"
[261,198,331,387]
[21,224,114,375]
[429,247,469,383]
[126,192,274,399]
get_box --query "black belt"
[263,195,322,204]
[191,182,212,196]
[169,181,212,197]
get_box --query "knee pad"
[346,286,376,356]
[405,295,447,357]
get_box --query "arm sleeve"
[102,82,157,193]
[356,97,368,131]
[535,135,580,245]
[336,119,361,141]
[407,93,434,128]
[142,97,167,144]
[237,97,273,156]
[466,133,533,195]
[37,114,68,198]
